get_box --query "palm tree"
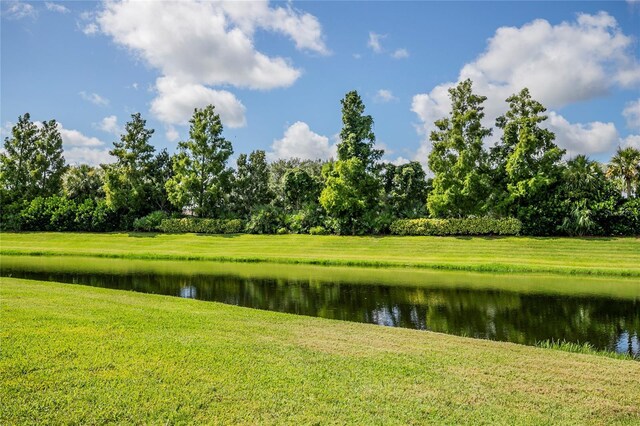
[563,155,606,200]
[606,147,640,198]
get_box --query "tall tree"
[0,113,38,200]
[427,79,492,218]
[491,88,565,219]
[321,91,382,233]
[383,161,429,218]
[283,167,321,212]
[103,113,156,216]
[32,119,66,197]
[337,90,383,167]
[606,147,640,198]
[166,105,233,217]
[232,150,272,218]
[148,149,176,212]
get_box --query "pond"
[2,255,639,358]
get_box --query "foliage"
[268,158,324,209]
[390,217,522,236]
[285,203,325,234]
[309,226,330,235]
[1,113,66,200]
[491,88,565,219]
[381,161,429,218]
[283,167,322,212]
[133,211,170,232]
[232,150,271,218]
[158,218,244,234]
[320,158,380,235]
[165,105,233,217]
[337,90,382,167]
[427,79,492,218]
[245,205,285,234]
[606,146,640,198]
[103,113,156,217]
[148,149,176,213]
[63,165,105,201]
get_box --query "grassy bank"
[2,232,640,277]
[2,278,639,424]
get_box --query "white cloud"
[368,32,386,53]
[165,125,179,142]
[55,123,113,165]
[150,77,247,128]
[375,89,397,103]
[390,156,411,166]
[270,121,336,161]
[391,48,409,59]
[79,91,109,106]
[82,22,98,35]
[546,112,619,156]
[45,2,69,13]
[3,1,36,20]
[96,115,120,135]
[623,99,640,130]
[411,12,640,160]
[92,0,326,129]
[622,134,640,149]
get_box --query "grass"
[2,277,640,425]
[536,339,634,361]
[2,232,640,277]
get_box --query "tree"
[166,105,233,217]
[63,164,105,201]
[32,120,66,197]
[148,149,176,212]
[606,147,640,198]
[0,113,38,200]
[283,167,321,212]
[382,161,429,218]
[321,91,383,233]
[338,90,382,168]
[268,158,324,209]
[103,113,156,217]
[232,150,272,218]
[427,79,492,218]
[319,158,380,234]
[491,88,565,231]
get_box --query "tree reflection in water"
[4,268,638,358]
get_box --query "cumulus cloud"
[150,77,246,128]
[45,2,69,13]
[91,0,327,129]
[623,134,640,149]
[56,123,113,165]
[391,48,409,59]
[375,89,397,103]
[368,32,386,53]
[270,121,336,161]
[165,125,180,142]
[411,12,640,160]
[79,91,109,106]
[2,1,36,19]
[96,115,120,135]
[623,99,640,130]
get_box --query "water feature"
[2,256,638,358]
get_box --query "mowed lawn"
[2,232,639,276]
[2,277,639,425]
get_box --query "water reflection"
[3,267,638,358]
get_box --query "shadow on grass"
[126,232,160,238]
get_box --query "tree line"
[1,79,639,235]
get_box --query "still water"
[2,256,638,358]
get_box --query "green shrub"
[309,226,329,235]
[133,211,170,232]
[245,206,284,234]
[390,217,522,236]
[158,218,245,234]
[276,227,289,235]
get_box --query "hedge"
[158,218,245,234]
[390,217,522,236]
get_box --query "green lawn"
[2,277,639,425]
[2,232,639,276]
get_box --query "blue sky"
[2,1,639,167]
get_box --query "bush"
[21,196,77,231]
[245,206,284,234]
[390,217,522,236]
[133,211,170,232]
[158,218,245,234]
[309,226,329,235]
